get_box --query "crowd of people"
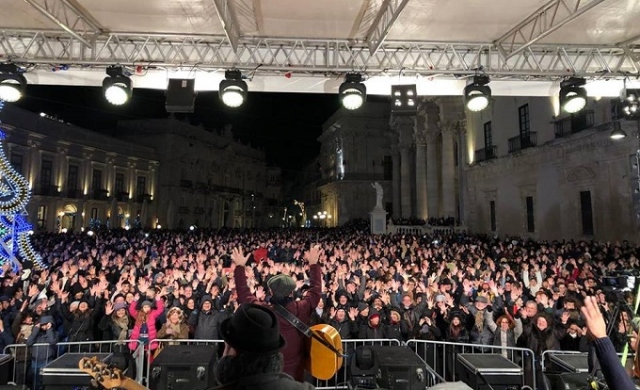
[0,227,638,389]
[391,216,460,226]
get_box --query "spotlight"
[0,64,27,103]
[87,230,94,236]
[610,121,627,140]
[464,75,491,112]
[390,84,418,115]
[102,66,132,105]
[559,77,587,114]
[219,69,247,107]
[339,73,366,110]
[620,89,640,120]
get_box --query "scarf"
[112,314,130,342]
[475,310,484,331]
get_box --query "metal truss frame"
[365,0,411,55]
[0,30,639,80]
[494,0,606,59]
[211,0,241,53]
[23,0,102,46]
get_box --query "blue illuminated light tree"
[0,100,45,270]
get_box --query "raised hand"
[304,244,322,265]
[105,301,114,316]
[581,296,607,339]
[231,247,250,267]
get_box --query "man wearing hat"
[232,245,322,382]
[211,303,314,390]
[26,315,58,390]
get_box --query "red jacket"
[235,263,322,382]
[128,298,164,351]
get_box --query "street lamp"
[315,211,332,227]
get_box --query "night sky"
[11,85,350,175]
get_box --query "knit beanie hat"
[267,274,296,298]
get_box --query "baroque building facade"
[116,119,283,229]
[0,104,159,232]
[465,96,639,242]
[315,98,466,225]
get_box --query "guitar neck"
[118,378,149,390]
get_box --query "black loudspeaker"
[350,346,379,389]
[368,346,427,390]
[456,354,522,390]
[149,345,216,390]
[545,372,594,390]
[166,79,197,113]
[42,352,113,390]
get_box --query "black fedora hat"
[219,303,286,354]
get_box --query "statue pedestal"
[370,208,387,234]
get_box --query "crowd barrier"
[387,225,468,236]
[3,339,145,389]
[406,339,537,390]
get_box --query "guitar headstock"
[79,357,125,390]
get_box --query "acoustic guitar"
[305,324,344,381]
[79,356,147,390]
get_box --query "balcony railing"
[136,193,152,203]
[116,192,129,202]
[65,188,82,199]
[554,109,595,138]
[34,185,60,196]
[474,145,497,163]
[92,189,109,201]
[508,132,537,153]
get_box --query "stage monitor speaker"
[166,79,197,113]
[42,352,113,390]
[350,346,379,389]
[368,345,427,390]
[149,345,216,390]
[456,354,522,390]
[545,372,594,390]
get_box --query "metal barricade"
[406,339,537,390]
[4,339,145,387]
[145,338,225,384]
[314,338,402,390]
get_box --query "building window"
[519,104,530,137]
[10,153,22,175]
[580,191,594,235]
[383,156,392,180]
[67,165,79,191]
[37,205,46,229]
[40,159,53,189]
[453,141,459,167]
[92,169,102,191]
[136,176,146,196]
[115,173,125,194]
[91,208,98,220]
[484,121,493,147]
[526,196,535,233]
[490,200,496,231]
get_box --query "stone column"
[441,124,457,218]
[458,121,467,224]
[392,148,401,219]
[391,116,416,218]
[426,133,439,218]
[414,130,428,220]
[28,140,42,190]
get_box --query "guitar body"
[305,324,343,380]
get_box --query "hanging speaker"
[166,79,197,113]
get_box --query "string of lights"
[0,99,46,270]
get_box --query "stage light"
[0,64,27,103]
[620,89,640,120]
[102,66,132,105]
[219,69,247,107]
[610,121,627,140]
[464,75,491,112]
[390,84,418,115]
[339,73,366,110]
[559,77,587,114]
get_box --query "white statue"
[371,182,384,210]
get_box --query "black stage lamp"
[103,66,133,105]
[219,69,247,108]
[0,63,27,103]
[559,77,587,114]
[464,75,491,112]
[339,73,366,110]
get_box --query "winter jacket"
[128,298,164,351]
